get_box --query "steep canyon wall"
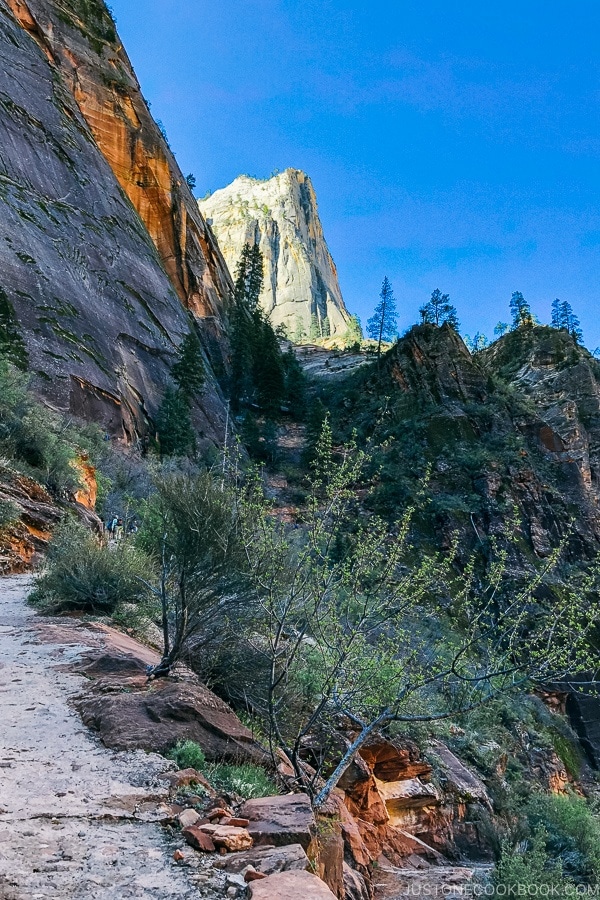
[0,0,232,443]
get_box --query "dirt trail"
[0,575,199,900]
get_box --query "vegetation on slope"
[0,353,101,497]
[28,299,600,878]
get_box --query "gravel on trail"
[0,575,206,900]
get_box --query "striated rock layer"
[199,170,351,337]
[0,0,232,444]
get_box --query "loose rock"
[182,826,216,853]
[199,825,254,852]
[178,809,201,829]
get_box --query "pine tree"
[465,332,488,353]
[552,299,583,343]
[562,302,583,344]
[344,315,363,347]
[509,291,534,328]
[253,314,285,415]
[0,289,27,370]
[171,328,205,401]
[551,298,562,329]
[156,387,195,457]
[494,322,509,338]
[366,277,398,356]
[234,243,263,311]
[241,411,261,458]
[283,347,307,418]
[309,313,320,342]
[419,289,459,329]
[247,244,264,310]
[293,316,307,343]
[230,243,292,417]
[322,316,331,338]
[230,244,265,409]
[229,301,254,410]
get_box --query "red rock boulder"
[240,794,315,850]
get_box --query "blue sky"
[110,0,600,349]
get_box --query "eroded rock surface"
[74,644,261,761]
[0,463,101,574]
[214,843,310,876]
[199,169,351,336]
[336,733,491,872]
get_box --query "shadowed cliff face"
[0,0,229,444]
[482,327,600,507]
[335,324,600,562]
[199,170,351,337]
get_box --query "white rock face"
[199,169,351,336]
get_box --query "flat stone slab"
[240,794,315,849]
[215,843,310,875]
[248,869,338,899]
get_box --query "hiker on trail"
[107,516,118,539]
[114,518,124,542]
[128,519,139,535]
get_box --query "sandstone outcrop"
[71,633,263,762]
[309,794,345,899]
[77,676,262,760]
[0,463,101,572]
[199,170,351,337]
[343,863,371,900]
[0,0,231,445]
[483,326,600,514]
[351,323,600,563]
[10,0,233,322]
[336,734,491,870]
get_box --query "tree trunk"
[313,714,388,810]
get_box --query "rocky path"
[0,576,199,900]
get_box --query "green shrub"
[493,829,573,896]
[168,740,206,772]
[165,741,276,799]
[0,355,103,495]
[526,792,600,882]
[29,521,154,614]
[203,763,277,799]
[551,731,583,779]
